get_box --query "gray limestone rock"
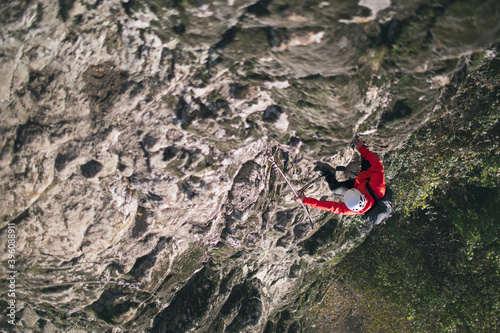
[0,0,499,332]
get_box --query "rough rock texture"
[0,0,499,332]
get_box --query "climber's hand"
[352,137,364,150]
[296,190,305,201]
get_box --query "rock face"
[0,0,499,331]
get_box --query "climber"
[296,137,386,215]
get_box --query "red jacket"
[302,145,386,215]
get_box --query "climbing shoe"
[314,162,336,176]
